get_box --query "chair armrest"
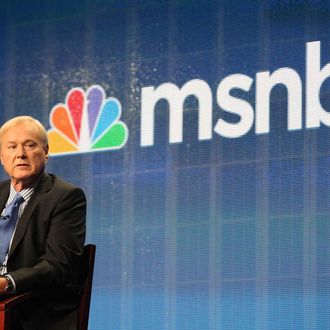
[0,292,40,311]
[0,285,83,311]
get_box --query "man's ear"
[44,145,49,162]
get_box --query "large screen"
[1,1,330,329]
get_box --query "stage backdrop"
[1,0,330,329]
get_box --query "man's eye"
[8,145,16,150]
[25,143,35,149]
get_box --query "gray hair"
[0,116,48,147]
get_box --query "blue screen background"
[1,1,330,329]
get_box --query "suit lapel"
[9,173,53,257]
[0,182,10,213]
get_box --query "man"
[0,116,86,329]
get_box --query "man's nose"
[16,144,27,158]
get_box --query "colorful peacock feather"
[47,85,128,155]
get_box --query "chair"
[0,244,96,330]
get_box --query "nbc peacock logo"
[47,85,128,156]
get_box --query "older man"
[0,116,86,329]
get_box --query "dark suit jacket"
[0,172,86,329]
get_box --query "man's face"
[0,124,48,189]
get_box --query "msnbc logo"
[47,85,128,156]
[48,41,330,156]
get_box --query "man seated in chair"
[0,116,86,330]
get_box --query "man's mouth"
[15,164,29,168]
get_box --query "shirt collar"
[8,185,34,205]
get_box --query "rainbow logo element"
[47,85,128,156]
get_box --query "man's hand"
[0,277,8,294]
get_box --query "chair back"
[78,244,96,330]
[0,244,96,330]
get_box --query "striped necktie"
[0,193,24,264]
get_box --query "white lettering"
[214,74,254,138]
[256,68,302,134]
[140,40,330,147]
[141,79,212,146]
[306,41,330,128]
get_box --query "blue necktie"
[0,193,24,265]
